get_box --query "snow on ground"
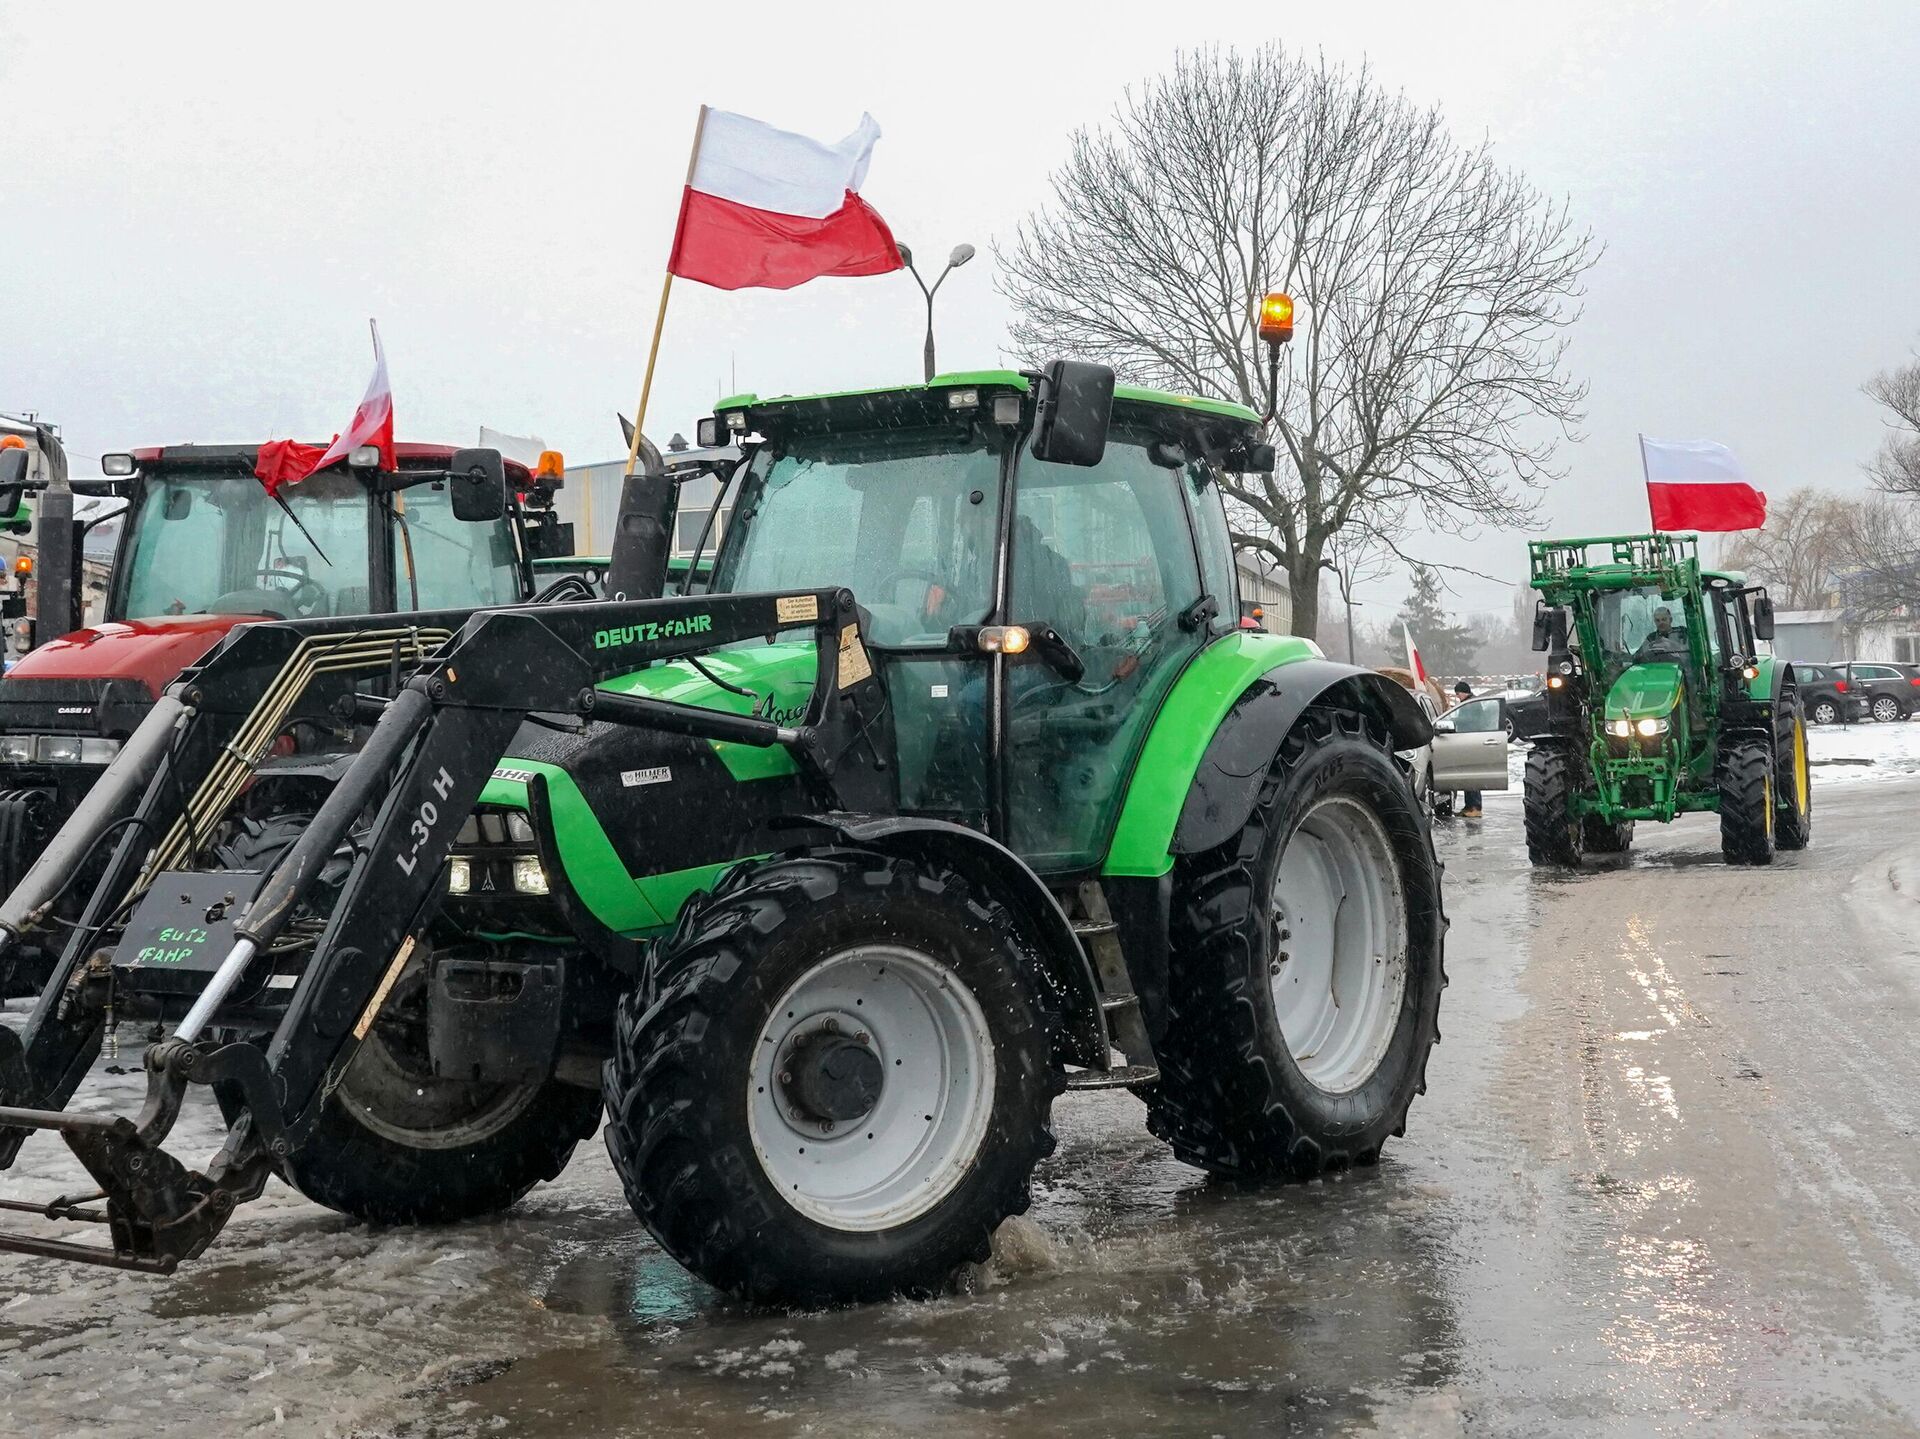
[1482,714,1920,801]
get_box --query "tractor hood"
[5,616,251,699]
[1606,662,1684,722]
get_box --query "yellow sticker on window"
[837,624,873,689]
[776,594,819,623]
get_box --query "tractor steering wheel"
[251,569,331,619]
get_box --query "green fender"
[1101,633,1430,878]
[1747,653,1788,702]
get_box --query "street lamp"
[899,242,975,382]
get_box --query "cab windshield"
[117,471,373,621]
[1593,586,1691,667]
[713,428,1004,646]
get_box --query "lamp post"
[899,242,975,382]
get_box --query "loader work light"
[347,445,381,469]
[1258,292,1296,345]
[101,452,136,477]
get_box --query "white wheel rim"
[1875,698,1899,721]
[748,945,995,1232]
[1270,796,1410,1095]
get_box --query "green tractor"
[1521,532,1811,866]
[0,362,1448,1305]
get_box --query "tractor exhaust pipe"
[0,695,191,957]
[176,685,434,1043]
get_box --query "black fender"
[786,812,1108,1071]
[1172,660,1432,857]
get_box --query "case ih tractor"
[1521,532,1811,867]
[0,362,1455,1306]
[0,438,573,996]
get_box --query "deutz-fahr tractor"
[0,362,1456,1305]
[1521,532,1810,867]
[0,438,575,996]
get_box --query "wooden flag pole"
[623,105,711,478]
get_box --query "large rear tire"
[1718,741,1776,865]
[215,815,602,1225]
[1774,700,1813,851]
[1523,743,1584,867]
[603,849,1057,1305]
[1145,705,1446,1180]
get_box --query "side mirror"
[1531,603,1567,652]
[1752,593,1776,641]
[448,448,507,522]
[1030,360,1114,468]
[0,447,29,521]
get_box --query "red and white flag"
[1640,436,1766,532]
[1404,624,1429,686]
[255,322,396,496]
[667,109,902,292]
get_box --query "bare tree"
[1714,487,1863,610]
[1867,355,1920,499]
[999,45,1597,636]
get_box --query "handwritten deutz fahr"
[0,362,1466,1304]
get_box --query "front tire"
[1146,705,1446,1179]
[603,849,1056,1305]
[1719,741,1776,865]
[1774,700,1813,851]
[1523,743,1584,867]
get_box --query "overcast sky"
[3,0,1916,622]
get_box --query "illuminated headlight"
[511,855,550,895]
[945,387,980,410]
[1635,717,1669,738]
[0,734,34,763]
[447,858,472,895]
[36,735,82,764]
[1607,719,1631,737]
[79,737,121,765]
[506,812,535,843]
[725,411,748,432]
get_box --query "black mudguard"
[790,812,1108,1071]
[1171,661,1431,858]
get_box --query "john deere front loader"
[1521,533,1810,866]
[0,360,1449,1305]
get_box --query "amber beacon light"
[1258,292,1296,345]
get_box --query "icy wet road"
[6,779,1920,1437]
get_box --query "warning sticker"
[621,766,673,788]
[776,594,820,623]
[837,624,873,689]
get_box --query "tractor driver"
[1633,606,1689,665]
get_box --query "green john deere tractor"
[0,361,1447,1305]
[1521,532,1811,867]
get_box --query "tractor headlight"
[1635,717,1669,738]
[0,734,33,763]
[79,737,121,765]
[1607,719,1632,737]
[447,858,472,895]
[36,735,82,764]
[511,855,550,895]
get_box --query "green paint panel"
[1605,663,1684,721]
[479,762,666,933]
[596,642,813,782]
[1102,630,1322,878]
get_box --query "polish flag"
[1404,624,1429,686]
[668,109,903,292]
[1640,436,1766,532]
[255,323,396,497]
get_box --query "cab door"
[1003,434,1210,871]
[1430,697,1511,794]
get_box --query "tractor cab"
[690,368,1270,870]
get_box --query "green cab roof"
[714,369,1260,429]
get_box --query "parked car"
[1843,661,1920,722]
[1795,662,1870,725]
[1498,683,1549,741]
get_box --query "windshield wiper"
[270,491,332,567]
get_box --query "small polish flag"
[668,109,903,292]
[255,322,396,496]
[1640,436,1766,533]
[1404,624,1429,686]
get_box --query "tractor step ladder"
[1063,884,1160,1090]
